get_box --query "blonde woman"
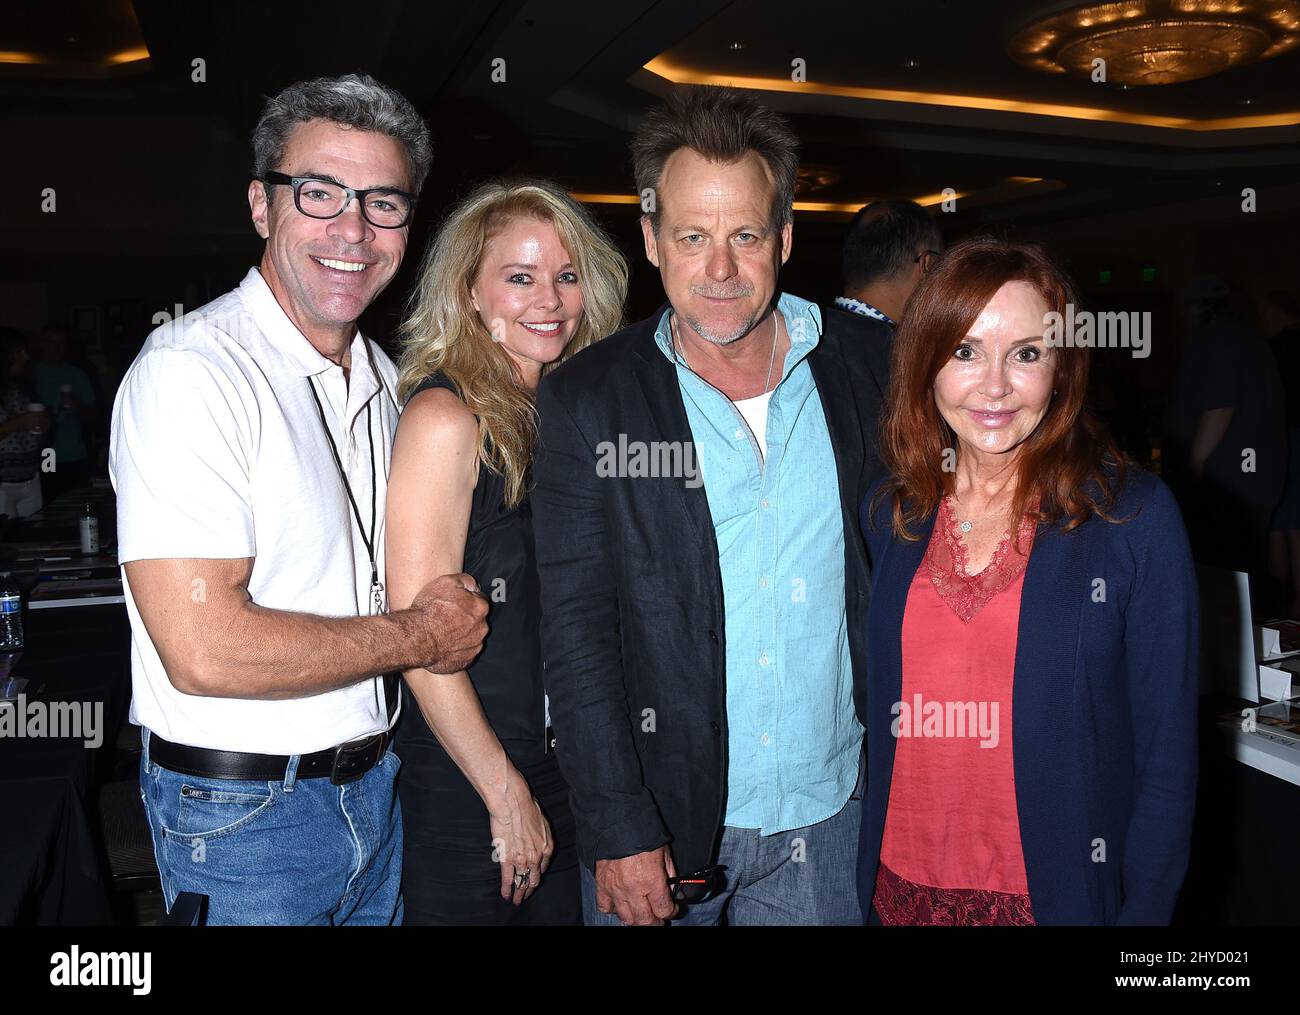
[386,179,627,924]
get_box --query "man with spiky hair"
[533,87,874,926]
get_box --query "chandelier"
[1008,0,1300,85]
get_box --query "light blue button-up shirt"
[654,293,863,834]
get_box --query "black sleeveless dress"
[394,374,579,925]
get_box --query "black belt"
[149,729,391,786]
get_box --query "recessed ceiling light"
[903,58,921,68]
[729,41,746,51]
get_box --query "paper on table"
[1259,658,1300,701]
[1256,621,1300,662]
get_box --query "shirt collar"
[653,291,824,365]
[834,295,896,326]
[237,267,381,408]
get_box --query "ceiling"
[653,0,1300,122]
[4,0,1299,240]
[2,0,149,76]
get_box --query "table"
[2,483,121,609]
[1173,696,1300,925]
[0,603,131,925]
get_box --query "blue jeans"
[139,727,403,925]
[581,788,863,926]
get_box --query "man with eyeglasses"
[109,73,488,925]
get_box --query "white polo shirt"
[110,267,402,754]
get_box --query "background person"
[0,327,50,520]
[828,198,943,488]
[1162,274,1285,588]
[34,324,97,502]
[1262,290,1300,616]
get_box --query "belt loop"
[141,727,152,774]
[283,753,301,793]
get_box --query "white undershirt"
[733,389,773,461]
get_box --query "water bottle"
[0,572,23,652]
[79,503,100,555]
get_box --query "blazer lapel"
[876,513,932,701]
[863,509,934,858]
[808,338,868,546]
[629,331,715,554]
[1012,521,1088,924]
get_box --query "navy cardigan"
[858,467,1199,925]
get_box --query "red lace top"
[874,498,1038,926]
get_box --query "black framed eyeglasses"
[262,171,416,228]
[668,865,727,905]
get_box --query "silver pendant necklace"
[672,311,779,398]
[951,485,1013,535]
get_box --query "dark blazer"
[858,467,1199,924]
[532,304,876,875]
[822,303,894,492]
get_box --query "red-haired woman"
[859,236,1198,925]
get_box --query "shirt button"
[759,576,769,588]
[758,651,770,666]
[760,498,770,509]
[761,733,771,746]
[734,428,745,440]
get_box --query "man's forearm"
[187,600,423,700]
[1190,407,1233,474]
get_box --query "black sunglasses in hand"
[667,864,727,905]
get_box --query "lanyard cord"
[834,295,896,326]
[305,335,399,728]
[307,351,379,603]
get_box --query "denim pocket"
[170,780,275,841]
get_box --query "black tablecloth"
[0,603,131,925]
[1176,700,1300,924]
[0,778,110,923]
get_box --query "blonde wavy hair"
[397,179,628,507]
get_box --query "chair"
[96,777,161,894]
[160,892,207,927]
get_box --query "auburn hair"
[877,234,1126,541]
